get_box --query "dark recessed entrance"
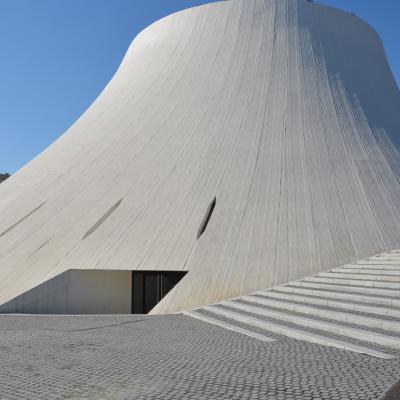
[131,271,187,314]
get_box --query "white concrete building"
[0,0,399,314]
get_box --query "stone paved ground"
[0,314,399,400]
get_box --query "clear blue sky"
[0,0,399,174]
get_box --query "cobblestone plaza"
[0,314,399,400]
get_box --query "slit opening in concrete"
[131,271,187,314]
[197,197,216,239]
[0,202,46,238]
[29,238,51,257]
[82,199,123,240]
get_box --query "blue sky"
[0,0,399,174]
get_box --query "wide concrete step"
[305,276,400,289]
[222,299,400,350]
[196,304,395,359]
[290,280,400,298]
[356,260,400,265]
[332,267,400,276]
[274,285,400,308]
[343,264,400,271]
[318,272,400,282]
[184,250,400,358]
[255,290,400,317]
[183,310,276,343]
[239,295,400,333]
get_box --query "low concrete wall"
[0,269,132,314]
[68,270,132,314]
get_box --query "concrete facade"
[0,0,399,314]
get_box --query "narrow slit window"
[82,199,123,240]
[197,197,216,239]
[0,202,46,238]
[29,238,51,257]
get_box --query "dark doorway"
[131,271,187,314]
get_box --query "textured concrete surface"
[1,0,400,315]
[0,314,399,400]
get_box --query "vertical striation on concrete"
[0,0,399,314]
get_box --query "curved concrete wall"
[0,0,399,314]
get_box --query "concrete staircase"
[184,250,400,359]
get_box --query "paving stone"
[0,314,399,399]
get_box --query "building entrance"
[131,271,186,314]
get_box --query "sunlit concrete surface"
[0,0,399,314]
[0,0,399,398]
